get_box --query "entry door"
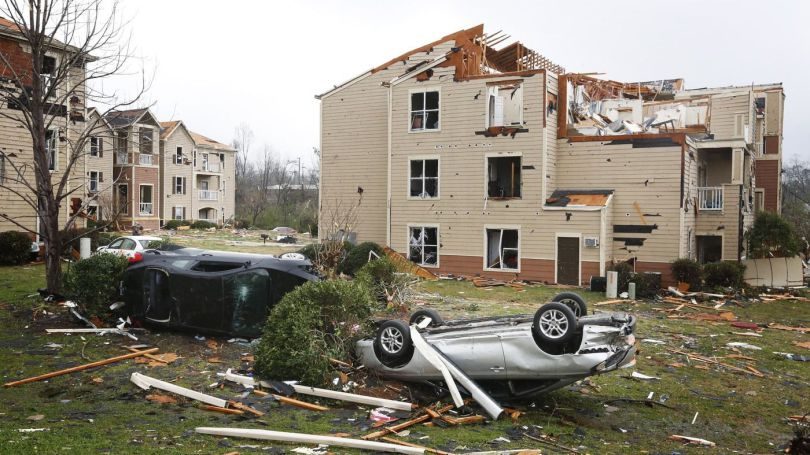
[556,236,580,285]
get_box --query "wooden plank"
[3,348,160,388]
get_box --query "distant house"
[317,24,785,286]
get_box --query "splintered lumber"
[768,323,810,333]
[666,348,764,377]
[124,346,172,364]
[384,247,437,281]
[195,427,424,455]
[443,415,486,425]
[219,369,414,411]
[380,437,453,455]
[202,405,244,415]
[594,299,625,306]
[272,394,328,411]
[364,404,456,440]
[130,372,228,407]
[227,401,264,416]
[669,435,716,446]
[3,347,159,388]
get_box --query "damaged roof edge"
[315,71,373,100]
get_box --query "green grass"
[0,265,807,453]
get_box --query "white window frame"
[407,224,440,268]
[139,184,154,215]
[89,136,100,157]
[554,232,582,285]
[407,155,440,200]
[175,146,183,165]
[88,170,100,193]
[408,87,441,133]
[46,129,57,171]
[173,206,185,220]
[484,81,524,128]
[483,225,521,272]
[139,127,154,155]
[483,151,522,199]
[174,176,186,195]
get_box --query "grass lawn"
[0,264,808,454]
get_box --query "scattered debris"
[3,347,159,387]
[45,327,137,340]
[630,371,660,380]
[131,372,228,407]
[666,348,764,377]
[769,323,810,334]
[145,394,179,405]
[668,434,716,447]
[196,427,426,454]
[726,342,762,351]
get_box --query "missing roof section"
[545,189,613,208]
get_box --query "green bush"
[340,242,383,276]
[298,241,354,276]
[254,280,375,386]
[63,253,129,316]
[671,258,702,291]
[746,211,800,259]
[703,261,746,288]
[163,219,192,230]
[59,227,100,254]
[190,220,216,230]
[0,231,33,265]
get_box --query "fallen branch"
[666,348,764,377]
[3,348,159,388]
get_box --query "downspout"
[386,82,392,247]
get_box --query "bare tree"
[782,157,810,257]
[231,122,253,209]
[244,145,274,226]
[0,1,145,291]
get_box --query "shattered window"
[486,228,519,270]
[139,128,153,154]
[408,226,438,266]
[227,269,270,335]
[487,156,521,198]
[409,159,438,198]
[487,82,523,128]
[410,90,439,131]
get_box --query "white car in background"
[96,236,163,262]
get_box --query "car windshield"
[140,240,161,249]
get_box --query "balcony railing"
[202,162,220,172]
[139,202,153,215]
[139,154,153,165]
[116,152,128,165]
[698,187,723,211]
[199,190,218,201]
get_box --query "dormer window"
[410,90,439,131]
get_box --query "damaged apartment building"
[317,25,785,286]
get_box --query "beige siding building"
[159,122,236,225]
[318,26,786,286]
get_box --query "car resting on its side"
[121,251,318,337]
[357,292,636,398]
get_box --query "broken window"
[46,129,57,171]
[486,228,519,270]
[409,159,438,198]
[408,226,438,266]
[175,146,183,164]
[410,90,439,131]
[139,128,153,154]
[487,156,521,198]
[90,136,101,157]
[40,55,56,96]
[547,91,558,117]
[487,82,523,127]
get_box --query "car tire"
[533,302,577,344]
[374,320,414,368]
[551,292,588,318]
[409,309,444,327]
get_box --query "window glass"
[121,239,137,250]
[409,226,438,266]
[486,228,519,270]
[227,269,270,335]
[410,91,439,131]
[409,159,438,198]
[108,238,124,249]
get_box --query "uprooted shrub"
[254,280,375,386]
[355,257,416,310]
[63,253,129,317]
[340,241,383,276]
[703,261,746,289]
[671,258,702,291]
[298,241,354,277]
[0,231,33,265]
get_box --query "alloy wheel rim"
[558,298,582,317]
[380,327,404,354]
[539,309,569,339]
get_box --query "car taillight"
[129,252,143,263]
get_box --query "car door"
[103,238,124,255]
[430,327,507,379]
[118,238,138,258]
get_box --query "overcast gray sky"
[118,0,809,168]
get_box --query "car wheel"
[409,309,444,327]
[373,320,414,367]
[533,302,576,344]
[551,292,588,318]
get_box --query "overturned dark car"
[121,250,318,337]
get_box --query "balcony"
[139,202,153,215]
[139,154,153,166]
[116,152,129,165]
[199,190,219,201]
[201,162,220,173]
[698,187,723,211]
